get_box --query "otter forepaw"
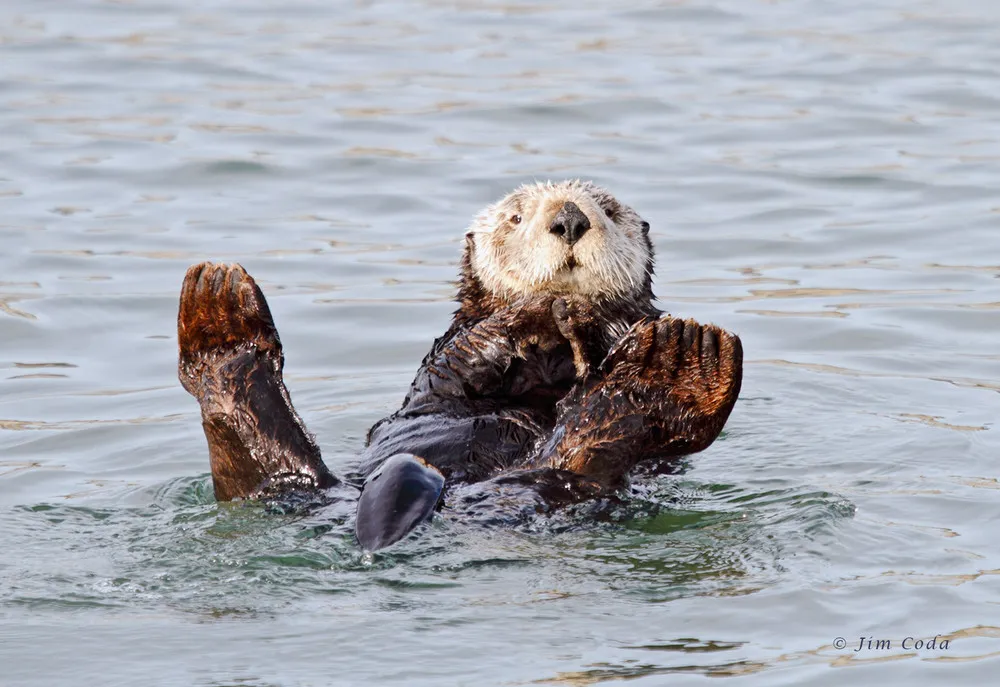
[552,296,593,379]
[178,262,282,393]
[552,296,606,379]
[508,295,564,356]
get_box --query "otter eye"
[604,206,615,219]
[511,214,522,225]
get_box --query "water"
[2,0,999,684]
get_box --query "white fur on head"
[467,180,652,303]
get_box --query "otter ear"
[463,231,479,256]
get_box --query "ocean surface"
[2,1,999,685]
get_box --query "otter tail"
[355,453,445,551]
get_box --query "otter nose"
[549,201,590,246]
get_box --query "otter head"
[464,180,654,307]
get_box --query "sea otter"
[177,180,743,550]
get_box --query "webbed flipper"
[355,453,445,551]
[536,317,743,485]
[178,262,338,501]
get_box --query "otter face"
[467,180,653,303]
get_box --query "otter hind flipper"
[538,317,742,485]
[178,261,282,379]
[355,453,445,552]
[178,262,337,501]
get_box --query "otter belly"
[358,412,543,485]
